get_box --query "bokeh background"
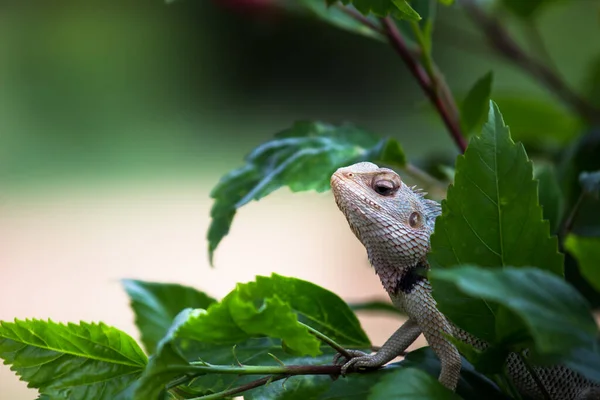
[1,1,598,398]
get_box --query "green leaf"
[500,0,566,18]
[582,54,600,108]
[337,0,421,20]
[208,121,405,263]
[369,367,461,399]
[565,235,600,293]
[297,0,384,41]
[349,300,406,316]
[178,274,370,354]
[535,164,564,233]
[461,71,493,136]
[122,279,216,355]
[493,96,582,147]
[0,319,147,400]
[250,347,505,400]
[429,100,564,275]
[133,309,200,400]
[430,266,597,358]
[400,347,506,400]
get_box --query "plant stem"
[380,17,467,153]
[461,0,600,124]
[187,362,341,375]
[299,322,353,359]
[336,4,384,35]
[191,375,287,400]
[561,191,585,238]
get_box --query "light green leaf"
[430,266,597,358]
[133,309,200,400]
[337,0,421,20]
[208,121,405,263]
[430,100,564,274]
[369,367,461,399]
[178,274,370,355]
[122,279,216,355]
[565,235,600,293]
[0,319,147,400]
[461,71,493,136]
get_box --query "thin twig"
[561,191,585,238]
[336,4,383,34]
[299,322,353,359]
[380,17,467,153]
[191,375,288,400]
[522,22,559,75]
[461,0,600,124]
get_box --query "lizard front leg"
[337,318,421,374]
[403,281,461,391]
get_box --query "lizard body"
[330,162,599,400]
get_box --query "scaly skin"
[330,162,600,400]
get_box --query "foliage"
[3,0,600,399]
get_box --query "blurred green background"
[1,1,599,398]
[2,0,596,193]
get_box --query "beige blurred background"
[1,0,598,398]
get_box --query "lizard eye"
[372,179,397,196]
[409,212,422,228]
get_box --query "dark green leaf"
[337,0,421,20]
[349,300,406,316]
[244,355,334,400]
[208,121,405,263]
[565,235,600,293]
[244,347,505,400]
[559,131,600,307]
[535,164,563,233]
[0,319,147,400]
[400,347,508,400]
[178,274,370,354]
[500,0,566,18]
[122,279,216,354]
[493,96,582,147]
[429,100,564,275]
[430,266,597,358]
[582,54,600,108]
[461,71,493,136]
[297,0,384,41]
[369,368,460,399]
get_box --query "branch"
[379,17,467,153]
[461,0,600,124]
[336,4,467,153]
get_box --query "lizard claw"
[333,349,368,367]
[333,350,383,375]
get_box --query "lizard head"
[330,162,440,265]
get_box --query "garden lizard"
[330,162,600,400]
